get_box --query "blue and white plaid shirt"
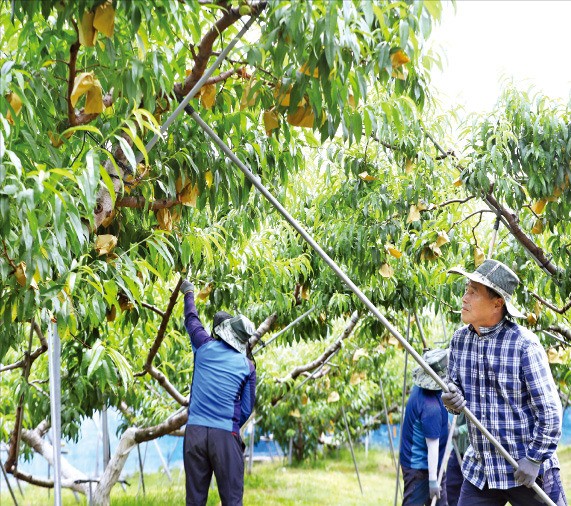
[447,318,562,490]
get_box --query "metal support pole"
[247,418,255,475]
[153,440,172,482]
[394,312,411,506]
[341,405,363,495]
[48,320,62,506]
[186,105,556,506]
[253,307,315,355]
[0,459,19,506]
[430,415,457,506]
[414,310,428,349]
[101,408,110,470]
[488,215,501,259]
[137,444,146,497]
[379,378,400,497]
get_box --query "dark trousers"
[458,468,568,506]
[183,424,245,506]
[446,453,464,506]
[402,466,448,506]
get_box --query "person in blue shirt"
[400,348,450,506]
[443,259,566,506]
[180,279,257,506]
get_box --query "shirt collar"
[469,318,506,337]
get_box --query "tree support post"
[430,415,457,506]
[48,320,62,506]
[341,405,363,496]
[394,311,411,506]
[0,459,19,506]
[379,377,401,499]
[184,97,557,506]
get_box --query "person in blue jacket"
[400,348,450,506]
[180,279,257,506]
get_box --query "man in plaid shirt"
[442,259,567,506]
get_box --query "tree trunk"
[91,427,138,506]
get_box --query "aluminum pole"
[379,377,401,499]
[394,312,411,506]
[430,415,457,506]
[253,307,315,355]
[48,321,62,506]
[187,108,556,506]
[342,405,363,495]
[140,15,260,159]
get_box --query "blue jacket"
[184,292,256,433]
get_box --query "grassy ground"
[2,446,570,505]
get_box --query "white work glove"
[514,457,541,487]
[442,383,466,413]
[428,479,440,500]
[180,279,194,294]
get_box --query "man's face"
[461,280,502,329]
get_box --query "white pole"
[47,321,62,506]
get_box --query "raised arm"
[182,280,213,351]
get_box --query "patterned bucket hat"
[412,348,449,391]
[448,259,525,318]
[213,315,256,354]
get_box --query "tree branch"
[0,321,47,373]
[530,291,571,315]
[67,31,81,127]
[547,325,571,342]
[140,301,165,318]
[144,278,183,370]
[176,2,267,97]
[484,193,561,277]
[278,311,360,384]
[115,196,179,210]
[11,420,89,494]
[144,364,188,406]
[248,312,278,349]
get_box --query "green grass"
[2,446,570,505]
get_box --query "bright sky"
[430,1,571,115]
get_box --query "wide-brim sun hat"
[448,259,525,319]
[213,315,256,354]
[412,348,449,391]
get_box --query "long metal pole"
[140,15,259,160]
[487,215,501,259]
[187,108,556,506]
[48,321,62,506]
[253,307,315,355]
[394,312,411,506]
[379,378,401,499]
[341,405,363,495]
[0,460,19,506]
[430,415,457,506]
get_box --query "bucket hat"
[448,259,525,318]
[412,348,448,391]
[213,315,256,354]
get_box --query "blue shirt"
[447,319,562,490]
[400,385,449,470]
[184,292,256,433]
